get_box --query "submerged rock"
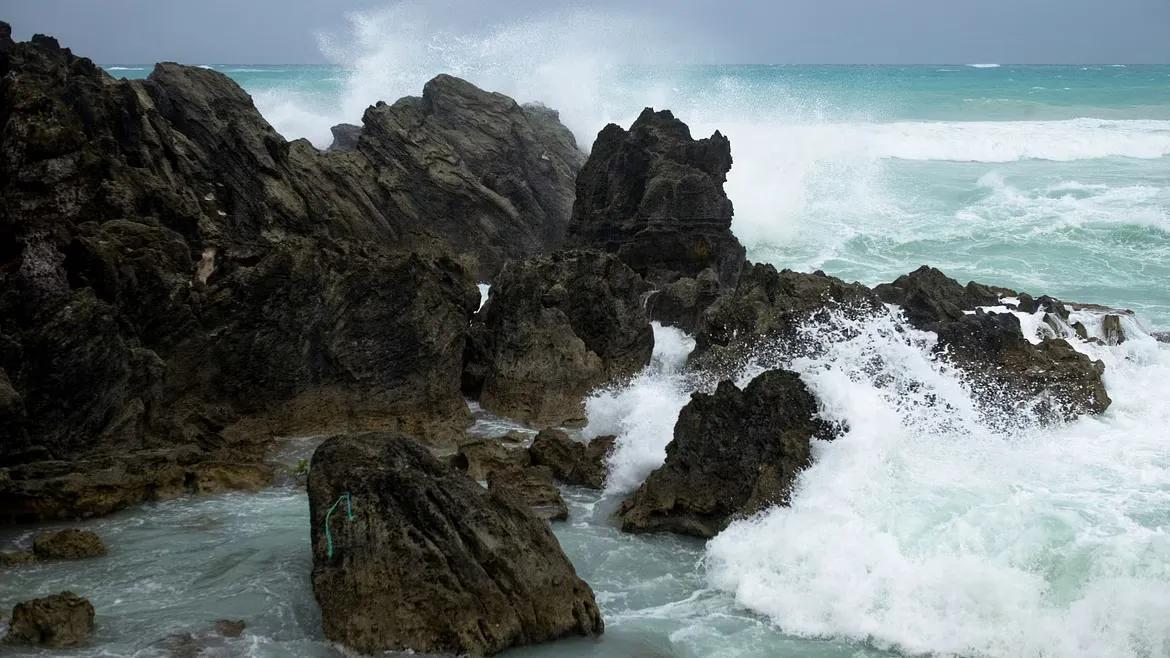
[32,529,106,560]
[3,591,95,648]
[619,369,833,538]
[569,108,746,286]
[529,429,615,490]
[474,250,653,427]
[0,550,36,567]
[308,433,603,655]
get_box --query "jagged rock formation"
[875,266,1110,417]
[529,428,614,489]
[308,433,603,655]
[618,369,832,538]
[471,250,654,427]
[3,592,95,648]
[645,268,722,333]
[0,26,581,521]
[568,108,746,287]
[690,264,881,371]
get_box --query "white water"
[584,322,697,494]
[699,310,1170,657]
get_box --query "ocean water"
[6,11,1168,657]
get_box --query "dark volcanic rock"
[619,369,832,538]
[488,465,570,522]
[645,268,722,333]
[568,108,746,286]
[1,29,585,520]
[873,265,1006,328]
[691,264,881,370]
[529,429,615,489]
[875,267,1111,418]
[475,250,654,427]
[934,312,1111,418]
[308,433,602,655]
[32,529,106,560]
[3,591,95,648]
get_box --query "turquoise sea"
[4,56,1166,658]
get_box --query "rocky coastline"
[0,22,1133,656]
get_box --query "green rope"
[324,492,354,559]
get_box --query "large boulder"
[1,27,582,520]
[645,268,722,333]
[474,250,653,427]
[568,108,745,286]
[3,592,95,648]
[32,529,106,560]
[618,369,833,538]
[690,264,881,371]
[308,433,603,655]
[529,429,614,489]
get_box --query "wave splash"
[700,309,1170,658]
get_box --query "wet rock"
[475,250,653,427]
[186,462,274,494]
[618,369,833,538]
[529,429,615,489]
[0,446,274,524]
[0,29,577,522]
[1153,331,1170,344]
[488,465,569,522]
[454,438,532,481]
[32,529,106,560]
[308,433,602,655]
[691,264,881,370]
[935,312,1111,418]
[874,267,1111,418]
[645,268,722,333]
[569,108,745,286]
[873,265,1005,328]
[213,619,246,638]
[0,550,36,567]
[1102,314,1127,345]
[3,591,95,648]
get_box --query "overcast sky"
[7,0,1170,65]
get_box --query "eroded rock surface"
[308,433,602,655]
[529,429,614,490]
[875,266,1111,418]
[619,369,832,538]
[569,108,745,286]
[3,592,95,648]
[32,529,106,560]
[473,251,653,427]
[0,27,581,521]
